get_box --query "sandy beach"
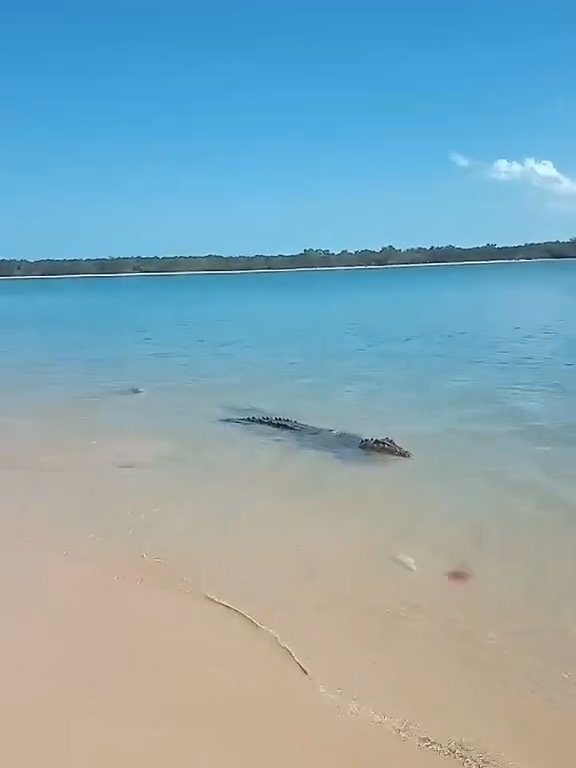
[1,420,574,768]
[0,534,452,768]
[1,256,574,280]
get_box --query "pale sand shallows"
[1,424,574,768]
[0,537,446,768]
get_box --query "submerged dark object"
[117,386,145,395]
[446,568,473,583]
[222,415,412,459]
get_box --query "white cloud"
[488,157,576,195]
[451,152,576,199]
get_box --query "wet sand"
[1,420,574,767]
[0,536,447,768]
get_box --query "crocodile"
[221,415,412,459]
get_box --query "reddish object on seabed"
[446,568,473,583]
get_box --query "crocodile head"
[358,437,412,458]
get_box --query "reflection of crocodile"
[221,415,412,459]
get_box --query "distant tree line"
[1,240,575,277]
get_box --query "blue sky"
[1,0,575,259]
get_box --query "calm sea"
[1,260,575,757]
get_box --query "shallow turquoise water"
[1,260,575,484]
[2,260,575,571]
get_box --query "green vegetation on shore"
[1,240,575,277]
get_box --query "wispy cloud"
[451,152,576,199]
[449,151,472,169]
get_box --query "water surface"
[1,261,575,765]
